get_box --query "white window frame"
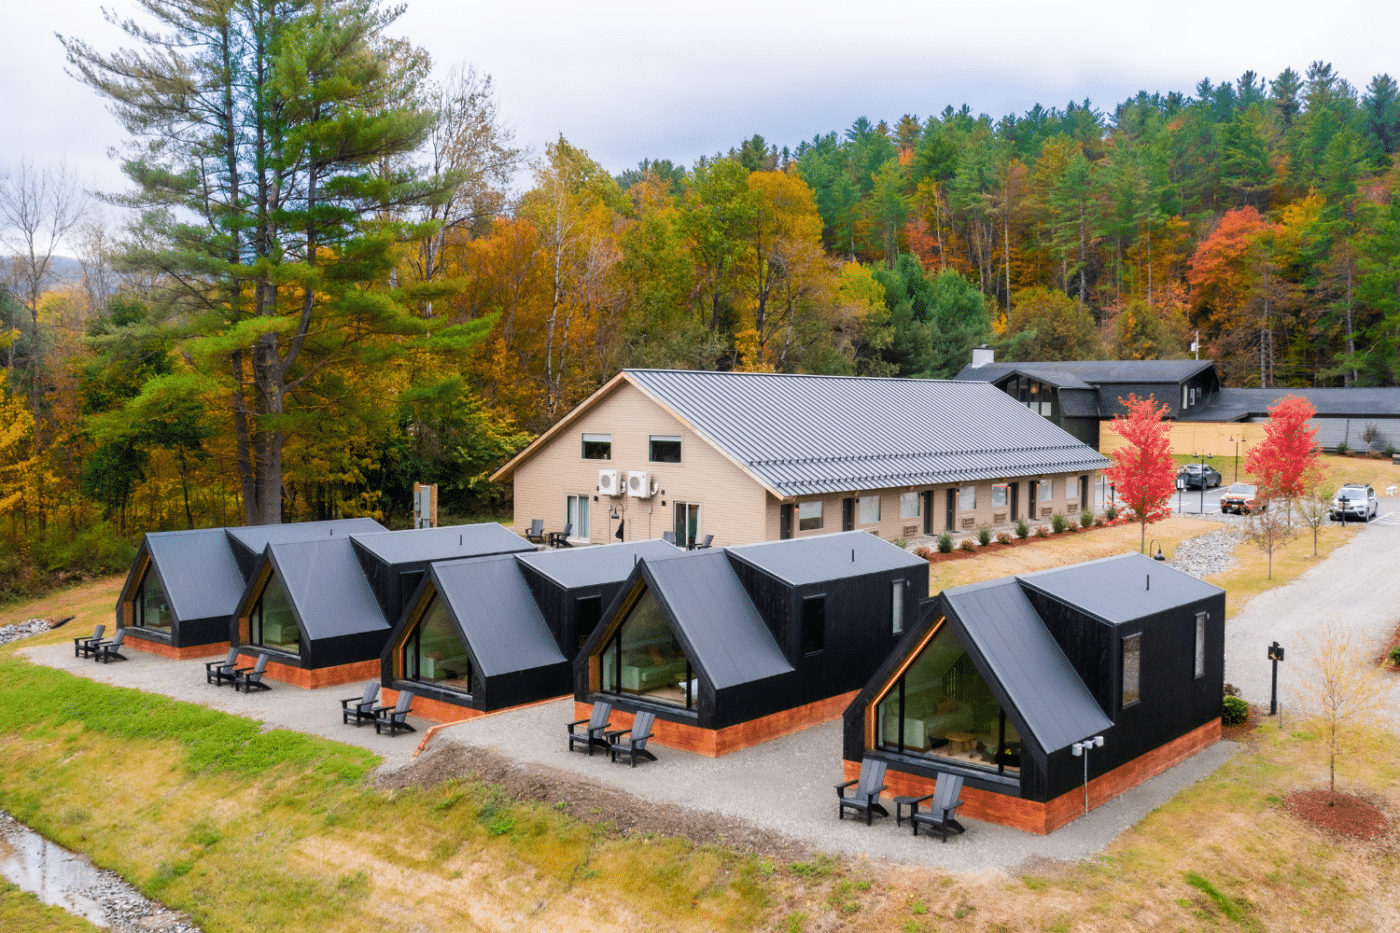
[565,494,591,542]
[991,485,1008,508]
[959,485,976,512]
[798,500,824,531]
[581,433,612,460]
[1039,478,1054,502]
[899,491,920,519]
[858,495,880,524]
[648,434,682,463]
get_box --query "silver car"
[1330,484,1378,522]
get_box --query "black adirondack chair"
[73,624,106,659]
[661,530,677,545]
[341,682,381,726]
[689,534,714,550]
[549,524,574,548]
[94,629,127,663]
[566,701,613,755]
[836,758,889,824]
[373,690,416,736]
[606,711,657,767]
[524,519,547,544]
[909,772,967,842]
[233,654,271,692]
[205,648,241,686]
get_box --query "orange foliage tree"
[1103,394,1176,550]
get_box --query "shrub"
[1080,510,1094,528]
[1050,513,1069,534]
[892,537,907,549]
[1386,443,1397,459]
[1105,505,1119,521]
[1389,645,1400,667]
[976,524,992,546]
[1334,440,1349,455]
[1222,695,1249,726]
[958,538,977,553]
[996,532,1013,545]
[1015,518,1030,539]
[912,546,932,560]
[1094,513,1106,526]
[936,533,953,553]
[1033,525,1051,537]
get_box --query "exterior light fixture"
[1070,735,1105,816]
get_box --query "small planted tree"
[1294,469,1333,557]
[1246,396,1321,528]
[1248,489,1295,579]
[1103,394,1175,552]
[1292,617,1392,797]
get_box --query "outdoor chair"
[94,629,127,663]
[341,682,380,726]
[373,690,416,736]
[606,711,657,767]
[73,624,106,659]
[661,530,677,546]
[524,519,547,544]
[566,700,613,755]
[689,534,714,550]
[909,772,967,843]
[233,654,271,692]
[205,648,241,686]
[836,758,889,825]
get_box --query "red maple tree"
[1104,394,1176,550]
[1245,395,1321,510]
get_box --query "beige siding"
[512,384,768,547]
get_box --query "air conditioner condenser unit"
[627,470,653,499]
[598,470,621,496]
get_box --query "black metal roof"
[264,537,389,640]
[1058,387,1101,419]
[641,550,792,690]
[956,359,1214,387]
[726,531,926,586]
[514,539,678,589]
[349,523,534,566]
[225,518,388,557]
[1180,387,1400,422]
[143,528,247,622]
[1018,553,1223,625]
[624,369,1108,497]
[942,579,1113,752]
[430,555,566,676]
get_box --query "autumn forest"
[1,0,1399,595]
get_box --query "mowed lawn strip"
[0,880,104,933]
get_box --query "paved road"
[1224,519,1400,714]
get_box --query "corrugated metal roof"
[943,579,1112,752]
[349,523,534,566]
[267,537,389,640]
[226,518,388,556]
[625,369,1108,497]
[432,555,566,676]
[1018,553,1223,625]
[957,359,1214,386]
[1180,387,1400,422]
[726,530,926,586]
[642,550,792,690]
[144,528,247,622]
[514,539,678,589]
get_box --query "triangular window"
[135,564,171,633]
[250,573,300,653]
[599,588,695,708]
[403,593,472,694]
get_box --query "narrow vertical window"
[1122,633,1142,707]
[802,595,826,654]
[891,581,904,635]
[1194,612,1206,679]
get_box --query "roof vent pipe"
[852,549,855,562]
[1146,574,1150,591]
[460,534,463,545]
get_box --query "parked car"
[1220,483,1264,514]
[1177,463,1223,490]
[1330,483,1378,522]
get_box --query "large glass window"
[1122,633,1142,706]
[405,594,472,694]
[900,492,920,519]
[959,486,976,511]
[798,500,823,531]
[858,495,880,524]
[673,502,701,547]
[135,567,171,633]
[250,574,299,654]
[600,589,694,708]
[582,433,612,460]
[649,435,682,463]
[1039,478,1055,502]
[566,494,590,540]
[875,621,1020,775]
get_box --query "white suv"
[1330,484,1378,522]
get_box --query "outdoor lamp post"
[1228,435,1244,483]
[1195,452,1213,514]
[1070,735,1104,816]
[1267,641,1285,715]
[1147,538,1166,561]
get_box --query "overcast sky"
[4,0,1398,252]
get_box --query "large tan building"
[492,370,1112,549]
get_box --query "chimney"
[971,345,995,368]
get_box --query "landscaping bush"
[1015,518,1030,539]
[1033,525,1051,537]
[1386,443,1397,459]
[996,532,1013,545]
[1389,645,1400,667]
[1222,695,1249,726]
[936,533,953,553]
[1334,440,1349,455]
[1080,510,1094,528]
[976,524,992,546]
[1105,505,1119,521]
[913,546,932,560]
[891,537,907,549]
[958,538,976,553]
[1050,513,1069,534]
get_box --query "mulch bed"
[915,520,1128,564]
[1283,789,1391,839]
[1221,704,1264,742]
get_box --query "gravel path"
[1224,520,1400,712]
[1166,525,1247,577]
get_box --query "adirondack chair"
[233,654,271,692]
[909,772,967,842]
[373,690,416,736]
[566,701,613,755]
[661,530,677,546]
[836,758,889,824]
[94,628,127,663]
[606,711,657,767]
[689,534,714,550]
[549,524,574,548]
[341,682,380,726]
[73,624,106,659]
[205,648,241,686]
[524,519,547,544]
